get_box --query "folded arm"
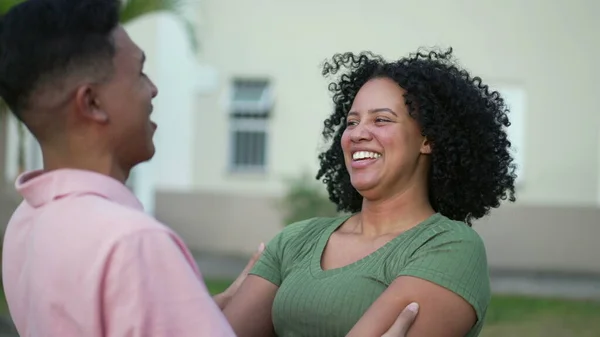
[222,275,279,337]
[348,228,489,337]
[221,234,283,337]
[346,276,476,337]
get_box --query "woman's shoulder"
[396,214,491,328]
[276,215,349,244]
[410,213,486,249]
[391,213,489,277]
[259,215,349,275]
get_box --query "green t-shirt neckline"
[309,212,444,279]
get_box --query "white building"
[3,0,600,274]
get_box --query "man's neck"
[41,147,129,183]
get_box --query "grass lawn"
[1,279,598,336]
[0,287,7,316]
[205,279,235,295]
[206,279,600,336]
[481,295,600,337]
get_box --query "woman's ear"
[420,136,432,154]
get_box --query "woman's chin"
[351,178,379,194]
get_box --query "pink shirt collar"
[15,169,143,210]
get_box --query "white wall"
[152,15,200,191]
[4,115,19,182]
[191,0,600,206]
[491,84,527,186]
[125,7,214,213]
[4,114,42,183]
[122,18,158,213]
[598,128,600,205]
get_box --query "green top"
[250,213,491,337]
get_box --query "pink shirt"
[2,169,236,337]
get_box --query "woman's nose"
[349,123,373,142]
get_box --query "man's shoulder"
[66,193,162,223]
[48,194,192,266]
[82,195,183,246]
[13,193,173,242]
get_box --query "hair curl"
[316,47,517,226]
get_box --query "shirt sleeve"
[248,226,286,286]
[249,218,316,286]
[395,226,491,322]
[102,229,236,337]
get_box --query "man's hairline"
[18,28,120,116]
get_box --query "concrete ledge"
[157,190,600,275]
[490,270,600,300]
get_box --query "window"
[228,79,272,172]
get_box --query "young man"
[0,0,418,336]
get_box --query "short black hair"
[0,0,120,118]
[316,48,517,226]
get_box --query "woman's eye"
[375,117,390,123]
[346,120,358,126]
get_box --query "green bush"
[279,171,339,226]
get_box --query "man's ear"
[74,84,108,123]
[420,136,432,154]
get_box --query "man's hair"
[0,0,120,118]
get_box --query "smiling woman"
[318,49,516,224]
[221,48,517,337]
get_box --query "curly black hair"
[315,47,517,226]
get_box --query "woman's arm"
[222,233,286,337]
[222,275,279,337]
[213,243,266,310]
[224,276,424,337]
[348,227,489,337]
[346,276,476,337]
